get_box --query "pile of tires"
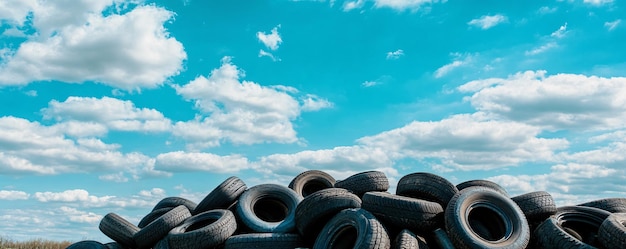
[67,170,626,249]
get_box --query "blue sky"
[0,0,625,242]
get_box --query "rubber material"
[396,172,458,208]
[392,229,428,249]
[236,183,302,233]
[578,197,626,213]
[456,179,508,196]
[313,208,390,249]
[288,170,335,198]
[168,209,237,249]
[334,171,389,197]
[194,176,247,215]
[133,205,192,249]
[224,233,304,249]
[597,213,626,249]
[153,197,197,212]
[362,191,443,233]
[99,212,140,248]
[511,191,557,225]
[534,205,610,248]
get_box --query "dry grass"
[0,237,72,249]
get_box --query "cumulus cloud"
[0,3,186,90]
[358,113,568,170]
[373,0,440,11]
[386,49,404,60]
[155,151,250,173]
[343,0,365,11]
[34,189,114,203]
[605,19,621,31]
[0,190,29,200]
[43,96,172,133]
[257,25,282,51]
[537,6,558,14]
[59,206,102,224]
[583,0,613,6]
[468,14,507,29]
[173,57,332,149]
[458,70,626,130]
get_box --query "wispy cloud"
[468,14,507,30]
[537,6,558,15]
[583,0,614,6]
[343,0,365,11]
[605,19,621,31]
[259,49,280,61]
[525,42,558,56]
[551,23,568,38]
[362,81,380,87]
[386,49,405,60]
[434,53,472,78]
[257,25,282,50]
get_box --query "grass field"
[0,237,72,249]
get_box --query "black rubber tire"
[223,233,305,249]
[396,172,458,208]
[236,183,302,233]
[193,176,247,215]
[103,242,124,249]
[138,207,173,228]
[295,188,362,243]
[511,191,557,225]
[362,191,443,233]
[445,187,530,249]
[393,229,428,249]
[456,179,508,196]
[334,171,389,197]
[167,209,237,249]
[67,240,106,249]
[153,197,197,212]
[313,208,391,249]
[288,169,336,198]
[99,213,139,248]
[133,205,192,249]
[153,237,170,249]
[534,205,611,248]
[598,213,626,249]
[432,228,455,249]
[578,197,626,213]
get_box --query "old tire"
[99,213,139,248]
[288,169,335,198]
[168,209,237,249]
[295,187,362,243]
[511,191,557,225]
[393,229,428,249]
[578,197,626,213]
[456,179,508,196]
[133,205,192,249]
[445,187,530,249]
[153,197,197,212]
[236,183,302,233]
[313,208,390,249]
[224,233,304,249]
[534,206,610,248]
[397,172,458,208]
[362,191,443,233]
[193,176,247,215]
[67,240,106,249]
[598,213,626,249]
[334,171,389,197]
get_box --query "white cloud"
[43,96,172,133]
[434,53,472,78]
[468,14,507,30]
[0,4,186,90]
[138,188,166,198]
[537,6,558,14]
[0,190,29,200]
[0,0,37,26]
[362,81,380,87]
[458,70,626,131]
[301,94,333,111]
[373,0,439,11]
[99,172,130,182]
[155,151,250,173]
[583,0,614,6]
[343,0,365,11]
[59,206,102,224]
[386,49,404,60]
[605,19,621,31]
[34,189,114,203]
[259,49,280,61]
[357,113,568,170]
[525,42,558,56]
[257,25,282,51]
[551,23,568,38]
[173,57,330,148]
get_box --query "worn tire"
[598,213,626,249]
[133,205,192,249]
[103,242,124,249]
[534,206,610,248]
[578,197,626,213]
[236,183,302,233]
[99,213,139,248]
[362,191,443,233]
[445,187,529,249]
[153,197,197,212]
[456,179,508,196]
[193,176,247,215]
[67,240,106,249]
[313,208,390,249]
[393,229,428,249]
[138,207,173,228]
[295,187,362,243]
[396,172,458,208]
[168,209,237,249]
[288,169,336,198]
[334,171,389,197]
[432,228,455,249]
[224,233,305,249]
[511,191,557,225]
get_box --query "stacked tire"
[67,170,626,249]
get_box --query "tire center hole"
[302,181,329,197]
[187,218,218,232]
[331,225,357,249]
[561,220,598,245]
[468,205,509,242]
[254,197,289,222]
